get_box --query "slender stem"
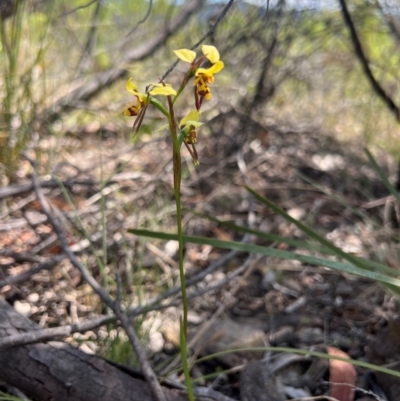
[166,97,194,401]
[166,98,188,333]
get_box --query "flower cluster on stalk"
[124,45,223,165]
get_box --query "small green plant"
[124,44,224,400]
[100,328,139,366]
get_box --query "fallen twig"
[0,254,65,288]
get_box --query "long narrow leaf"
[190,211,334,254]
[192,211,398,277]
[129,229,400,289]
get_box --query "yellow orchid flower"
[179,110,202,165]
[193,62,224,101]
[196,61,225,82]
[198,46,223,101]
[180,110,202,145]
[173,45,223,103]
[124,78,148,116]
[194,47,224,101]
[124,78,177,117]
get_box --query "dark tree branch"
[189,0,235,51]
[338,0,400,121]
[126,0,153,38]
[59,0,97,18]
[0,314,110,349]
[249,0,285,112]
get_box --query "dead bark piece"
[0,297,189,401]
[327,346,356,401]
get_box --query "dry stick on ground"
[24,155,167,401]
[0,178,101,200]
[0,268,240,350]
[0,254,66,288]
[0,314,110,349]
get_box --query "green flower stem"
[152,88,194,401]
[165,97,194,401]
[180,316,195,399]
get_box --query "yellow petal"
[180,110,200,126]
[174,49,196,63]
[149,84,177,96]
[126,77,139,94]
[196,60,224,77]
[202,45,220,64]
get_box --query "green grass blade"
[190,211,334,254]
[128,229,400,289]
[191,211,398,277]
